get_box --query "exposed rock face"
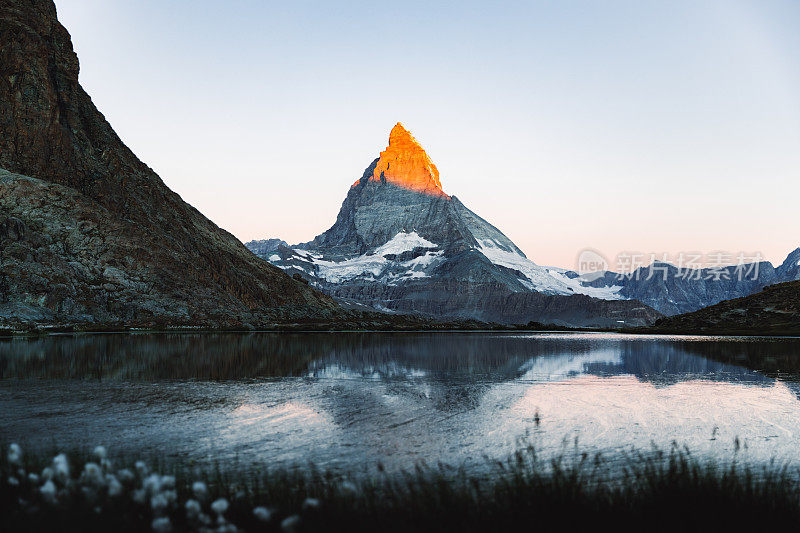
[0,0,339,328]
[248,124,661,327]
[246,238,290,258]
[330,278,658,328]
[777,248,800,281]
[305,175,522,260]
[0,169,341,327]
[285,124,527,261]
[360,123,447,197]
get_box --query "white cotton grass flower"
[28,472,39,485]
[107,474,123,497]
[160,475,176,489]
[211,497,229,515]
[7,443,22,465]
[151,493,169,512]
[302,497,321,510]
[40,479,57,503]
[185,498,202,520]
[93,446,107,461]
[117,468,135,482]
[253,506,272,522]
[133,489,147,504]
[339,480,358,496]
[143,474,162,495]
[281,514,301,532]
[52,454,70,481]
[135,461,149,477]
[7,476,19,486]
[82,462,104,486]
[41,467,54,481]
[192,480,208,500]
[151,516,172,533]
[162,490,178,510]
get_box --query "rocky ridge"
[777,248,800,281]
[649,280,800,335]
[0,0,342,329]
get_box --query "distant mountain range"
[249,123,798,326]
[582,248,799,316]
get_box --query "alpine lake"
[2,332,800,477]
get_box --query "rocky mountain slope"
[249,123,660,327]
[777,248,800,281]
[0,0,342,329]
[649,280,800,335]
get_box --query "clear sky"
[54,0,800,270]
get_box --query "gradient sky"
[54,0,800,269]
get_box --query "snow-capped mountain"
[247,123,799,323]
[247,123,656,327]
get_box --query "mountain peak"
[357,123,448,197]
[388,122,414,144]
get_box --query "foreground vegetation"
[2,443,799,532]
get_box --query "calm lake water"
[2,332,800,475]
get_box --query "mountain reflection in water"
[1,332,799,474]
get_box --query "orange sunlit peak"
[352,123,448,197]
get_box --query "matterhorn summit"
[358,123,447,197]
[248,123,659,326]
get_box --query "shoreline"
[2,325,799,339]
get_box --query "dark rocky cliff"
[649,280,800,335]
[0,0,340,328]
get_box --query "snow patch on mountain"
[373,231,437,256]
[545,269,624,300]
[477,239,623,300]
[294,249,321,260]
[477,239,568,292]
[274,232,444,285]
[313,255,387,283]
